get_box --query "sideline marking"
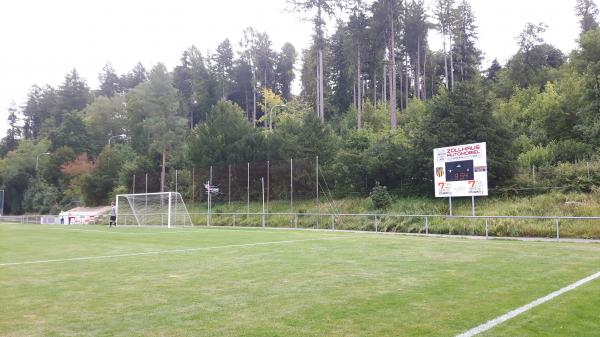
[456,270,600,337]
[44,227,214,235]
[0,236,348,267]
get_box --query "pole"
[192,167,195,205]
[132,174,136,194]
[228,164,231,206]
[175,169,178,193]
[167,192,172,228]
[115,193,119,226]
[247,162,250,216]
[471,196,475,216]
[261,177,265,227]
[144,173,148,227]
[209,166,212,226]
[316,156,320,228]
[267,160,270,216]
[290,158,293,212]
[449,196,453,216]
[532,164,536,184]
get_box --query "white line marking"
[44,227,205,234]
[17,226,317,235]
[0,236,349,267]
[456,270,600,337]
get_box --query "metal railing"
[3,212,600,240]
[191,211,600,240]
[0,215,46,224]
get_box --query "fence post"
[331,214,335,230]
[290,158,293,213]
[232,214,236,227]
[485,218,489,239]
[556,218,560,240]
[247,162,250,218]
[425,216,429,235]
[294,214,298,228]
[261,177,265,228]
[375,216,378,232]
[316,156,319,229]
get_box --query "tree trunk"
[357,48,362,130]
[316,48,321,118]
[416,38,421,100]
[449,29,455,90]
[373,70,377,104]
[442,31,449,89]
[405,54,409,109]
[423,47,427,100]
[318,48,325,122]
[389,15,397,129]
[222,73,226,99]
[460,31,465,81]
[189,98,194,129]
[353,78,357,109]
[244,90,249,120]
[382,64,387,105]
[252,68,257,126]
[160,143,167,193]
[399,58,402,111]
[315,3,325,123]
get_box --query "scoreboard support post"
[471,196,475,216]
[449,196,453,216]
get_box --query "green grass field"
[1,223,599,337]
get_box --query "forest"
[1,0,600,215]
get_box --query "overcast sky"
[0,0,587,137]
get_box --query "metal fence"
[0,215,46,224]
[191,212,600,240]
[3,212,600,240]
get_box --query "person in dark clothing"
[109,203,117,228]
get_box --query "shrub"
[370,182,392,210]
[548,140,593,164]
[517,145,552,168]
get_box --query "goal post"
[115,192,193,227]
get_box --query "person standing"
[109,202,117,228]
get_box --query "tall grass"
[187,192,600,239]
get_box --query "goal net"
[115,192,193,227]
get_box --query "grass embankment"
[187,192,600,239]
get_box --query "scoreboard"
[434,142,488,197]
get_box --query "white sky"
[0,0,587,137]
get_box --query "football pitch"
[1,223,599,337]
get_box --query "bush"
[517,145,552,168]
[370,182,392,210]
[549,140,593,164]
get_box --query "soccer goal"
[115,192,193,227]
